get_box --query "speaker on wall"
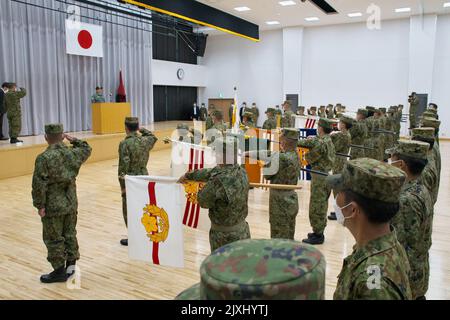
[196,33,208,57]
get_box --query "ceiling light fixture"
[279,1,296,6]
[444,2,450,8]
[348,12,362,18]
[266,21,280,25]
[305,17,320,22]
[234,6,251,12]
[395,7,411,13]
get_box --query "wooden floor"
[0,142,449,300]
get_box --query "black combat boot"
[120,239,128,246]
[328,212,337,220]
[10,138,18,144]
[302,233,325,245]
[66,260,76,277]
[40,266,68,283]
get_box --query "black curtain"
[153,86,197,121]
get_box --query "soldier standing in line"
[281,101,295,128]
[386,141,433,300]
[118,117,158,246]
[328,115,353,221]
[32,124,92,283]
[206,110,228,145]
[309,106,318,116]
[262,108,277,130]
[246,129,301,239]
[206,105,216,131]
[408,92,420,129]
[297,106,306,116]
[5,83,26,144]
[318,106,327,118]
[180,136,251,251]
[349,109,369,160]
[298,118,336,245]
[327,158,412,300]
[249,102,259,126]
[199,103,208,121]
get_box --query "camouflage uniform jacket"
[118,128,158,188]
[298,135,335,173]
[331,131,351,173]
[207,122,228,145]
[185,165,249,227]
[199,107,208,121]
[205,116,214,130]
[5,88,26,113]
[392,178,433,298]
[262,150,301,185]
[32,140,92,217]
[334,231,412,300]
[262,117,277,130]
[281,111,295,128]
[419,154,439,205]
[250,106,259,124]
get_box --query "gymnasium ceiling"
[197,0,450,32]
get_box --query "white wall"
[432,15,450,137]
[152,59,207,87]
[301,19,410,109]
[198,30,283,126]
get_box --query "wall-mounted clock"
[177,68,185,80]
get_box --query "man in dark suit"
[191,102,200,120]
[239,102,248,122]
[0,83,9,140]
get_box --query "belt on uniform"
[210,220,246,232]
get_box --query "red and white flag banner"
[125,176,184,268]
[65,20,103,58]
[295,116,318,130]
[170,141,215,230]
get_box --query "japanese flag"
[126,176,184,268]
[65,20,103,58]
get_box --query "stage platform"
[0,121,181,180]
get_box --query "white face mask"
[388,159,401,166]
[333,197,353,226]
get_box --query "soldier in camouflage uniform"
[181,136,251,251]
[412,128,439,205]
[246,129,301,239]
[364,107,384,161]
[32,124,92,283]
[318,106,327,118]
[297,106,305,116]
[298,118,336,245]
[176,239,326,300]
[328,115,353,221]
[5,83,26,143]
[262,108,277,130]
[408,92,420,129]
[249,103,259,126]
[326,158,412,300]
[386,141,433,299]
[206,110,228,145]
[349,109,369,159]
[118,117,158,246]
[206,105,216,131]
[308,106,318,116]
[420,117,441,174]
[281,101,295,128]
[199,103,208,121]
[326,104,334,119]
[91,86,106,103]
[240,111,255,131]
[164,123,202,145]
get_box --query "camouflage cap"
[176,123,190,131]
[421,111,437,119]
[428,103,438,110]
[243,111,254,118]
[125,117,139,125]
[281,128,299,140]
[339,115,354,126]
[366,106,376,111]
[374,108,382,114]
[175,283,201,300]
[320,105,326,109]
[357,109,369,117]
[212,110,223,118]
[309,106,317,111]
[265,107,275,114]
[282,100,292,106]
[412,127,435,140]
[318,118,334,130]
[326,158,406,203]
[45,123,64,134]
[298,106,305,111]
[386,140,429,160]
[420,117,440,129]
[176,239,326,300]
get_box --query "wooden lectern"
[91,103,131,134]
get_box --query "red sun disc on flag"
[77,30,93,49]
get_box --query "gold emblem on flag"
[182,181,205,204]
[141,204,169,243]
[298,147,309,167]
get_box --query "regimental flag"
[126,176,184,268]
[65,20,103,58]
[295,115,318,130]
[298,128,317,181]
[232,89,240,131]
[116,70,126,102]
[170,141,215,230]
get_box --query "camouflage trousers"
[410,253,429,299]
[209,221,251,252]
[269,190,299,240]
[7,109,21,139]
[42,213,79,270]
[309,174,331,235]
[121,192,128,227]
[409,107,417,129]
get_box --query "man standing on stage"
[0,83,10,141]
[5,83,26,144]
